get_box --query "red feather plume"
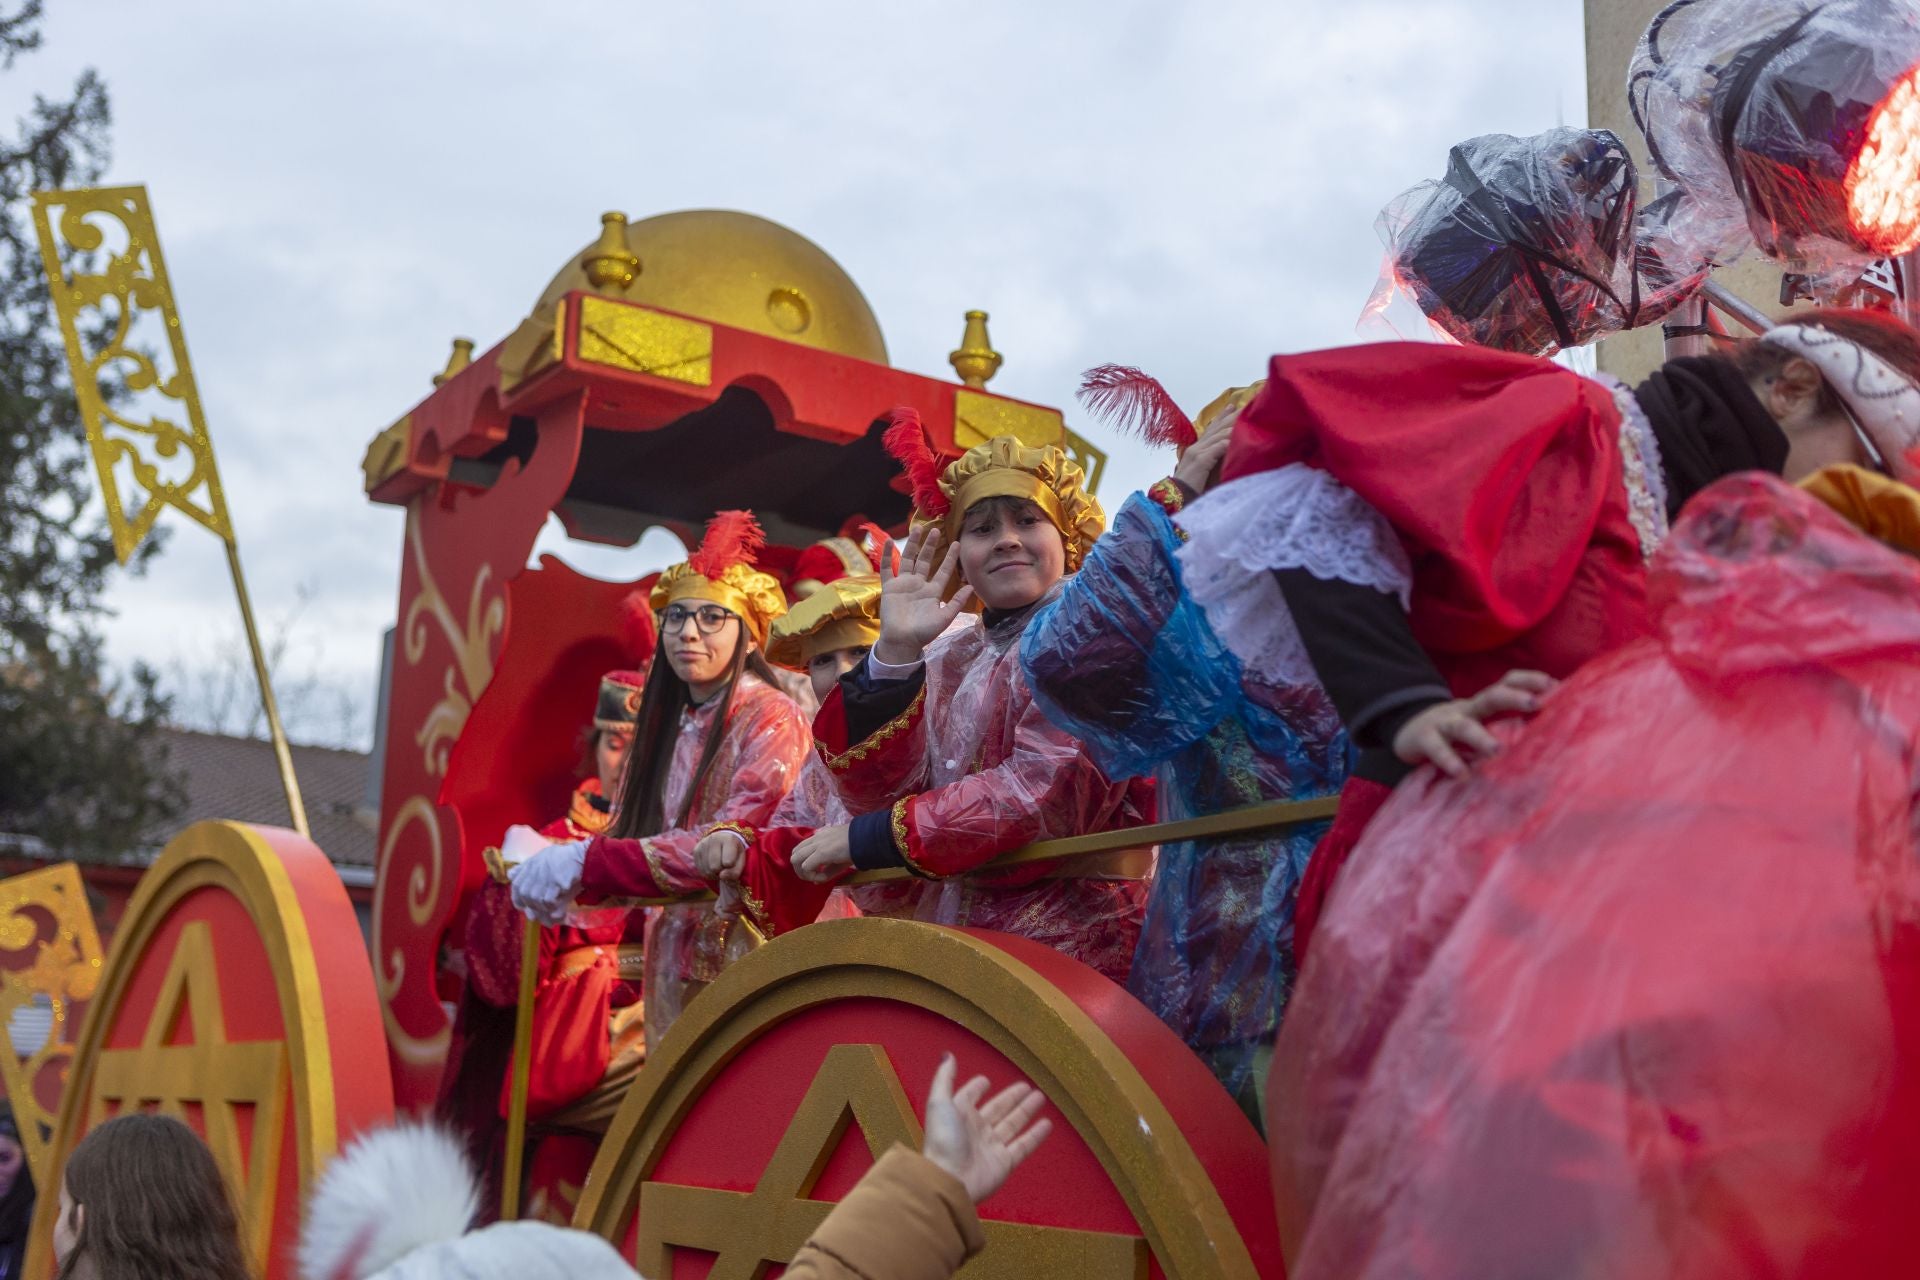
[616,586,657,665]
[1077,364,1196,448]
[856,520,896,573]
[689,509,766,578]
[883,407,951,519]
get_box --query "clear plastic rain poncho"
[1022,491,1348,1105]
[579,673,810,1043]
[1267,472,1920,1279]
[1628,0,1920,278]
[821,594,1153,983]
[1365,126,1709,355]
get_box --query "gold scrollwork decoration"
[30,185,235,564]
[372,794,452,1066]
[0,863,106,1188]
[400,508,503,778]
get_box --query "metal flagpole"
[224,541,310,837]
[501,917,541,1220]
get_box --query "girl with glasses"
[510,511,808,1042]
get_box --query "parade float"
[11,194,1314,1277]
[10,0,1920,1275]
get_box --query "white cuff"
[865,649,925,682]
[1175,463,1411,688]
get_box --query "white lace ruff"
[1594,374,1671,560]
[1175,464,1412,688]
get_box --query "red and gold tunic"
[456,778,648,1128]
[720,753,862,940]
[814,604,1153,982]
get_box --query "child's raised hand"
[873,526,973,666]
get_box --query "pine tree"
[0,2,182,857]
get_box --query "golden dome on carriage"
[534,209,890,366]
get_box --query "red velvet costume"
[721,754,860,940]
[1267,474,1920,1278]
[1178,343,1678,960]
[721,575,883,939]
[1219,344,1654,687]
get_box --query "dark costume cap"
[593,670,646,733]
[590,587,656,731]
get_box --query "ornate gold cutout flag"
[29,183,308,836]
[30,184,234,564]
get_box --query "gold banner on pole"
[29,185,234,564]
[30,184,309,838]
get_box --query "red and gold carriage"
[12,207,1293,1279]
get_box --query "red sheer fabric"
[1268,475,1920,1278]
[581,675,810,1041]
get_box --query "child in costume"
[790,417,1153,982]
[509,511,810,1043]
[1176,308,1920,962]
[692,574,883,937]
[1020,370,1349,1120]
[441,662,652,1164]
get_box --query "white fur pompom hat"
[299,1121,640,1280]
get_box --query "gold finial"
[432,337,475,387]
[582,211,643,293]
[948,309,1003,388]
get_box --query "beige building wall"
[1586,0,1794,380]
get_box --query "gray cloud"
[22,0,1586,747]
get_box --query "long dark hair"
[609,620,783,838]
[55,1113,250,1280]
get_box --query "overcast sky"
[17,0,1588,749]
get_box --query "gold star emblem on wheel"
[636,1043,1146,1279]
[87,921,288,1271]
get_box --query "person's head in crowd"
[884,413,1105,614]
[578,587,655,794]
[0,1101,35,1275]
[53,1112,250,1280]
[611,511,788,840]
[298,1122,635,1280]
[766,575,882,703]
[585,670,642,795]
[1729,307,1920,481]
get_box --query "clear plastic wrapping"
[1268,472,1920,1278]
[1365,126,1707,355]
[1022,492,1348,1103]
[1628,0,1920,275]
[825,599,1152,983]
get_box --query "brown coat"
[786,1146,985,1280]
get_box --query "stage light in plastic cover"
[1847,63,1920,255]
[1630,0,1920,276]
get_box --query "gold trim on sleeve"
[816,685,925,773]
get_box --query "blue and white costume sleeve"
[1021,490,1351,1106]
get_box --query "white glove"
[498,823,551,867]
[508,839,588,925]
